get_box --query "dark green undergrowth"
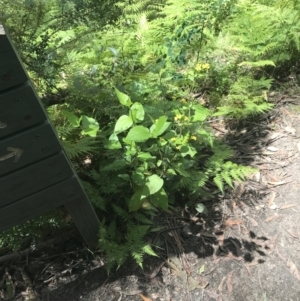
[1,0,300,271]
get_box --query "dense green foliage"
[1,0,300,270]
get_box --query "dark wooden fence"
[0,23,100,248]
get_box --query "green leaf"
[105,133,122,149]
[142,244,158,257]
[146,144,158,152]
[129,175,164,211]
[130,102,145,123]
[114,115,133,134]
[238,60,276,67]
[126,126,151,142]
[118,174,130,181]
[180,145,197,157]
[151,188,168,211]
[129,187,146,211]
[195,203,208,215]
[163,131,176,140]
[192,105,209,122]
[115,88,132,107]
[132,172,145,186]
[199,265,205,274]
[150,116,171,137]
[166,168,176,176]
[172,162,190,177]
[81,115,99,137]
[145,175,164,196]
[137,152,155,160]
[63,110,81,127]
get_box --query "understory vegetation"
[1,0,300,271]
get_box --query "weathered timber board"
[0,177,85,231]
[0,25,27,91]
[65,198,101,250]
[0,122,61,177]
[0,50,27,91]
[0,152,74,208]
[0,82,47,138]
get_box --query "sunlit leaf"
[81,115,99,137]
[126,126,151,142]
[130,102,145,123]
[115,88,132,107]
[114,115,133,134]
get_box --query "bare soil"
[2,93,300,301]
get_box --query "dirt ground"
[2,92,300,301]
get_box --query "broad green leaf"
[122,137,135,145]
[81,115,99,137]
[130,102,145,123]
[129,187,147,211]
[163,131,176,140]
[166,168,176,176]
[115,88,132,107]
[126,126,151,142]
[180,145,197,158]
[132,172,145,186]
[150,116,171,137]
[114,115,133,134]
[129,175,164,211]
[145,175,164,196]
[195,203,208,215]
[118,174,130,181]
[105,133,122,149]
[192,105,209,122]
[146,144,158,152]
[137,152,155,160]
[62,110,81,127]
[151,188,168,211]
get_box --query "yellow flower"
[195,63,202,71]
[190,135,197,141]
[181,98,187,103]
[195,62,210,71]
[174,113,182,121]
[170,137,177,141]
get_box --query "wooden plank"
[65,197,100,249]
[0,176,85,232]
[0,50,27,91]
[0,24,27,91]
[0,82,47,138]
[0,152,74,208]
[0,122,61,177]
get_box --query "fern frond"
[134,213,153,225]
[102,159,128,171]
[113,205,130,221]
[62,136,96,159]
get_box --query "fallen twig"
[0,230,75,264]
